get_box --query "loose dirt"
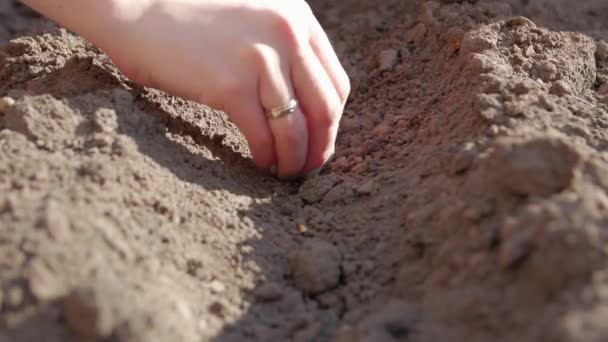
[2,0,608,341]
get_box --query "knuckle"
[269,11,300,48]
[249,45,272,71]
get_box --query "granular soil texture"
[2,0,608,341]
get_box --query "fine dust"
[2,0,608,341]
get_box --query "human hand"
[101,0,350,178]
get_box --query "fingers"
[308,15,351,108]
[292,45,341,173]
[223,88,276,170]
[257,45,308,178]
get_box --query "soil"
[2,0,608,341]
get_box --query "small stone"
[488,124,500,136]
[296,223,309,234]
[254,282,283,303]
[355,180,375,195]
[378,49,399,71]
[500,230,533,269]
[523,45,535,57]
[407,23,427,45]
[63,288,115,339]
[291,239,342,295]
[549,80,573,97]
[6,286,24,308]
[209,280,226,294]
[532,61,558,82]
[0,96,15,113]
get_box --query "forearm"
[19,0,152,50]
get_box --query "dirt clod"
[550,80,573,97]
[492,137,581,196]
[291,239,342,295]
[62,288,116,339]
[5,286,24,309]
[254,282,284,303]
[378,49,399,71]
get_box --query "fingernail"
[270,164,277,176]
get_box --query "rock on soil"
[291,239,342,295]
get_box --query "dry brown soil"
[2,0,608,341]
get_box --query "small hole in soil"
[385,321,410,338]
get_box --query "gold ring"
[266,99,298,120]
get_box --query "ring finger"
[257,45,308,178]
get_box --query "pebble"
[6,286,24,308]
[378,49,399,71]
[500,230,533,269]
[209,280,226,294]
[63,288,115,339]
[291,239,342,295]
[254,282,284,303]
[0,96,15,113]
[296,223,309,234]
[407,23,427,45]
[549,80,573,97]
[355,180,375,196]
[532,61,557,82]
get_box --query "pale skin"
[21,0,350,178]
